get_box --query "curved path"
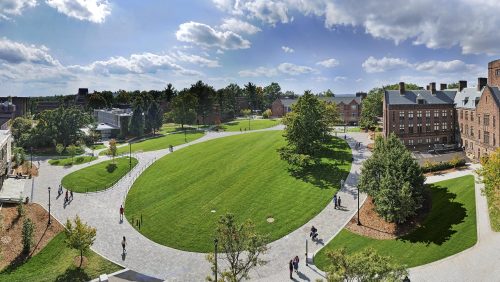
[25,128,497,281]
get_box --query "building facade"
[383,82,457,148]
[271,95,363,125]
[0,130,12,188]
[94,108,132,139]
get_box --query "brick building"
[383,82,457,148]
[271,95,363,125]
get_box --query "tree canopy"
[358,133,425,223]
[64,215,97,268]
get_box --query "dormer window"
[463,97,469,106]
[475,97,480,106]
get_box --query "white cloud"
[173,52,220,68]
[220,18,261,35]
[0,37,59,66]
[334,76,347,82]
[239,62,315,77]
[313,76,329,82]
[176,21,250,50]
[0,0,36,19]
[281,46,294,53]
[213,0,500,55]
[216,49,224,54]
[316,58,339,68]
[45,0,111,23]
[362,56,411,73]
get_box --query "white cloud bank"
[176,21,251,50]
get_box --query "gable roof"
[454,87,483,109]
[385,90,456,105]
[489,86,500,107]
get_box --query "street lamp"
[30,147,33,169]
[357,185,362,226]
[129,142,132,176]
[48,186,51,225]
[214,238,218,281]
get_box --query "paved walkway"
[25,128,499,281]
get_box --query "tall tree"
[244,82,259,111]
[129,103,145,137]
[477,148,500,231]
[115,90,131,105]
[325,248,408,282]
[206,213,268,282]
[87,92,108,109]
[323,101,341,127]
[145,100,163,135]
[108,139,117,163]
[263,82,282,108]
[164,83,177,103]
[64,215,97,268]
[67,144,78,163]
[190,80,215,124]
[358,133,425,223]
[10,117,32,147]
[171,90,198,129]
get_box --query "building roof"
[489,86,500,107]
[280,98,297,108]
[385,90,457,105]
[95,123,120,131]
[279,95,360,108]
[453,87,483,109]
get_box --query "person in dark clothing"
[293,256,299,273]
[120,205,124,221]
[338,196,342,208]
[310,226,318,240]
[122,236,127,254]
[289,259,293,279]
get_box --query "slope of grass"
[125,131,352,252]
[219,119,280,131]
[0,232,122,282]
[315,175,477,269]
[101,131,204,155]
[49,156,97,166]
[62,157,137,193]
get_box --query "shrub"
[17,201,25,218]
[422,158,466,173]
[22,218,35,254]
[262,109,272,119]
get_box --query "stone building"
[383,82,457,148]
[94,108,132,139]
[0,130,12,188]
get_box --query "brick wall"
[488,60,500,87]
[271,99,285,117]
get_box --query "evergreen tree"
[129,103,145,137]
[146,100,163,135]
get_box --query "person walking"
[333,194,338,209]
[120,205,124,222]
[293,255,299,273]
[289,259,293,279]
[121,236,127,254]
[70,191,73,200]
[65,190,69,203]
[338,196,342,208]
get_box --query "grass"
[125,131,352,252]
[160,123,197,134]
[219,119,280,131]
[0,232,122,282]
[88,144,106,150]
[100,131,204,155]
[62,157,138,193]
[315,175,477,269]
[48,156,97,166]
[33,147,85,156]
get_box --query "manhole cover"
[211,210,216,213]
[267,217,275,223]
[1,236,11,244]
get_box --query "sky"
[1,0,500,97]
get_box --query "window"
[465,111,469,120]
[426,122,431,132]
[434,110,439,118]
[352,112,356,117]
[399,124,405,133]
[392,111,395,121]
[417,123,422,133]
[442,122,447,131]
[471,113,474,122]
[465,125,469,136]
[399,111,405,120]
[435,137,440,142]
[460,123,463,133]
[426,138,431,144]
[418,138,422,144]
[494,134,496,146]
[479,130,481,140]
[409,124,414,133]
[426,110,431,118]
[434,122,440,131]
[442,110,447,117]
[484,114,490,126]
[408,111,414,118]
[460,110,463,119]
[470,142,473,150]
[408,139,414,145]
[471,126,474,137]
[496,69,500,76]
[478,114,480,125]
[417,111,422,118]
[351,105,357,110]
[494,116,496,127]
[484,131,490,145]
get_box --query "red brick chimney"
[477,77,487,91]
[459,80,467,91]
[440,83,447,90]
[429,82,436,95]
[399,82,405,95]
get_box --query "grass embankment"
[219,119,280,131]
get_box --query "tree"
[11,117,32,145]
[22,218,35,254]
[447,82,460,89]
[55,143,64,156]
[164,83,177,103]
[324,89,335,97]
[223,83,242,118]
[171,91,198,129]
[244,82,260,111]
[325,248,408,282]
[206,213,268,282]
[263,82,282,108]
[241,109,252,130]
[115,90,131,105]
[190,80,215,124]
[323,101,340,127]
[477,148,500,231]
[358,134,425,223]
[64,215,97,268]
[129,103,145,137]
[87,92,107,109]
[146,100,163,135]
[67,144,78,163]
[108,139,117,163]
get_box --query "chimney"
[430,82,436,94]
[399,82,405,95]
[477,77,487,91]
[426,85,430,90]
[459,80,467,91]
[440,83,447,90]
[356,92,367,99]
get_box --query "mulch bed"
[423,165,469,177]
[13,163,39,177]
[0,203,63,270]
[346,195,431,239]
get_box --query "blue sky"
[1,0,499,96]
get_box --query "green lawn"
[160,123,197,134]
[125,131,352,252]
[101,131,204,155]
[219,119,281,131]
[315,175,477,269]
[33,146,85,156]
[0,232,122,282]
[49,156,97,166]
[88,144,106,150]
[62,157,138,193]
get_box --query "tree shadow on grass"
[106,163,117,173]
[55,267,91,282]
[289,137,352,190]
[398,184,466,245]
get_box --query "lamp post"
[357,185,361,226]
[214,238,218,281]
[129,142,132,176]
[30,146,33,169]
[48,186,51,225]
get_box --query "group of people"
[288,255,300,279]
[354,142,362,149]
[333,194,342,209]
[169,145,174,152]
[58,184,73,204]
[309,225,319,240]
